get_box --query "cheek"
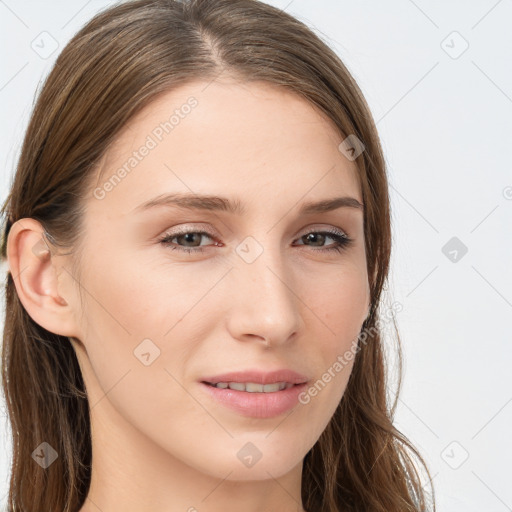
[306,262,369,340]
[75,251,206,445]
[77,248,228,387]
[81,248,196,337]
[291,263,367,425]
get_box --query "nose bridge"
[226,237,302,345]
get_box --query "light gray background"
[1,1,511,510]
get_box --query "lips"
[199,379,309,418]
[200,368,309,386]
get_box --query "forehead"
[88,79,362,219]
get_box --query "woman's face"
[69,78,370,482]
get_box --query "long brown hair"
[0,0,436,510]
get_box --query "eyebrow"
[132,193,364,215]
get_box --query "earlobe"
[6,218,79,337]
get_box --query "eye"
[158,227,353,254]
[158,229,219,254]
[294,228,353,253]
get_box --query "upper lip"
[201,369,309,385]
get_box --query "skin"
[7,77,370,512]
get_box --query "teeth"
[211,382,295,392]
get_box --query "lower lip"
[199,381,308,418]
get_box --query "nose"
[225,244,303,348]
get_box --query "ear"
[6,218,81,338]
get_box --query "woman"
[0,0,436,511]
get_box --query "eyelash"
[158,227,353,255]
